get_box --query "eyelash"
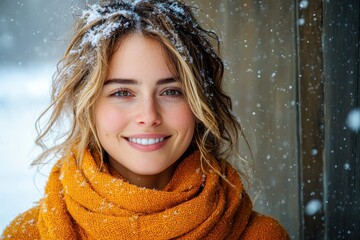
[161,87,183,98]
[110,88,133,98]
[109,87,183,99]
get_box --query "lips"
[123,134,170,152]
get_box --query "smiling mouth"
[126,137,167,145]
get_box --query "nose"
[136,97,162,127]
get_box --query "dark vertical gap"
[296,0,325,239]
[294,0,303,238]
[323,1,360,238]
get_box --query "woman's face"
[94,33,195,187]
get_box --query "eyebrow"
[104,78,178,86]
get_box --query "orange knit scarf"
[36,149,253,239]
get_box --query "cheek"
[95,103,126,134]
[169,104,196,131]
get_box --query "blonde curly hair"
[33,0,253,181]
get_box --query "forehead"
[107,33,176,80]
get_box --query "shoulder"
[240,211,290,240]
[1,205,40,240]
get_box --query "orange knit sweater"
[2,150,289,239]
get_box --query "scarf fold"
[37,149,253,239]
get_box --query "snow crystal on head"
[82,4,104,25]
[79,3,139,47]
[155,1,186,17]
[69,1,141,66]
[145,22,193,64]
[146,1,194,63]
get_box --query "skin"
[94,33,196,189]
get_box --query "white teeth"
[128,138,165,145]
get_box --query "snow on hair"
[69,0,199,65]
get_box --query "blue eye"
[162,88,182,97]
[112,89,133,98]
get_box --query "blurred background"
[0,0,81,233]
[1,1,359,239]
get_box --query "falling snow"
[305,199,322,216]
[1,1,359,238]
[299,0,309,9]
[346,108,360,132]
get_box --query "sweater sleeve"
[1,206,41,240]
[240,212,290,240]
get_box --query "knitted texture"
[2,150,289,239]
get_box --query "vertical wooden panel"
[188,0,299,237]
[296,0,325,239]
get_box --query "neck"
[108,157,179,190]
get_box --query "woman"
[2,0,289,239]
